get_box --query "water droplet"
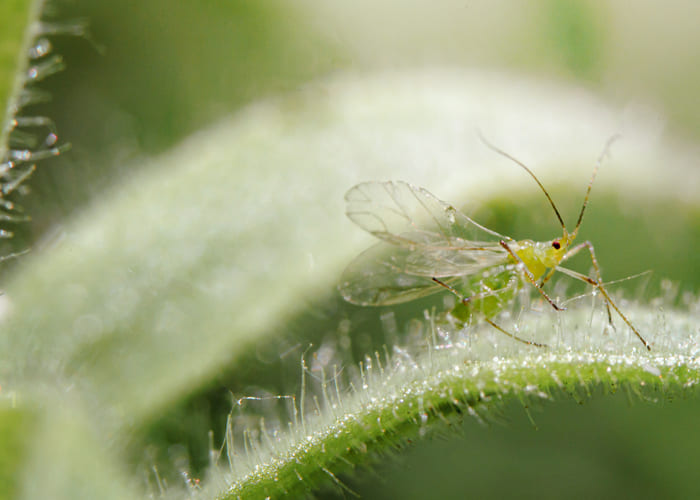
[26,55,65,82]
[445,206,457,224]
[28,38,52,59]
[0,162,14,175]
[10,150,31,161]
[44,133,58,147]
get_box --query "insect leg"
[499,240,565,311]
[558,241,615,325]
[560,241,588,261]
[431,277,510,305]
[538,267,557,288]
[539,242,612,321]
[484,318,547,348]
[432,277,546,347]
[555,241,651,350]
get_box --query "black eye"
[552,241,561,249]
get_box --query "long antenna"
[571,134,620,238]
[477,131,567,233]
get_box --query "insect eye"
[552,241,561,249]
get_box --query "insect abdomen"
[448,270,517,323]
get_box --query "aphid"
[339,137,651,350]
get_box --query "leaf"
[0,0,34,156]
[2,5,700,494]
[217,314,700,498]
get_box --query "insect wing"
[339,241,463,305]
[341,181,511,305]
[344,181,507,249]
[340,238,507,306]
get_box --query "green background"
[1,1,699,498]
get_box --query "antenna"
[571,134,620,238]
[477,131,567,234]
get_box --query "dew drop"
[445,206,457,224]
[28,38,52,59]
[25,55,64,82]
[10,150,31,161]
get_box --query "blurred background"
[5,0,700,498]
[17,1,700,236]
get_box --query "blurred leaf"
[2,68,699,497]
[19,0,341,236]
[3,1,700,497]
[542,0,606,81]
[0,0,33,158]
[0,404,36,500]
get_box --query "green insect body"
[446,239,568,327]
[339,138,651,350]
[446,268,517,324]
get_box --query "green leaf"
[2,67,699,498]
[0,0,34,159]
[219,331,700,498]
[0,403,36,500]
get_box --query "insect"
[339,137,651,350]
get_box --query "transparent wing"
[344,180,510,250]
[341,181,512,305]
[340,240,508,306]
[339,242,466,305]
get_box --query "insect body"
[339,139,651,350]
